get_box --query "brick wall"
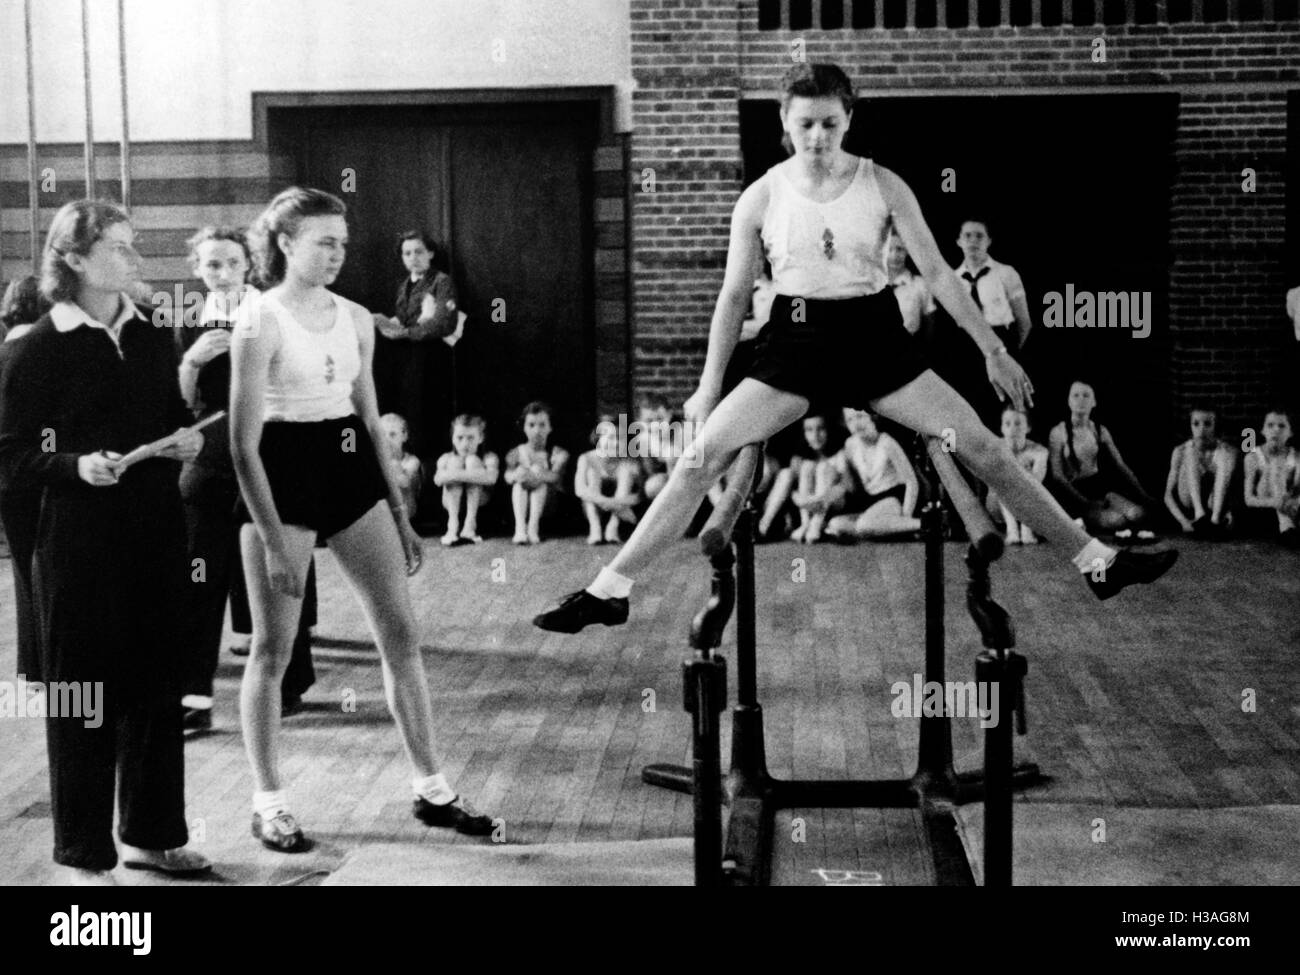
[629,0,1300,430]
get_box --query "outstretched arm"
[686,180,768,423]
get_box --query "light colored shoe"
[121,845,212,877]
[1005,532,1021,546]
[1020,525,1038,545]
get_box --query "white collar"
[959,257,997,277]
[50,295,140,334]
[200,286,258,325]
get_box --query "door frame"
[254,85,632,422]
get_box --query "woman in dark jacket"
[372,230,459,461]
[0,200,211,884]
[176,227,316,732]
[0,275,50,680]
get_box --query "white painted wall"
[0,0,632,143]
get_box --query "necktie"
[962,267,989,310]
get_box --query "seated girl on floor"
[989,405,1048,545]
[1047,380,1153,535]
[432,414,499,546]
[789,411,846,544]
[825,408,921,542]
[1243,408,1299,548]
[575,415,642,545]
[1162,405,1237,537]
[503,400,569,545]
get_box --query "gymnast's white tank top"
[261,292,359,422]
[761,156,892,300]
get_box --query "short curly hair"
[40,200,131,303]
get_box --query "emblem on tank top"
[324,354,335,383]
[822,228,835,260]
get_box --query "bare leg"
[328,503,439,777]
[460,457,485,539]
[613,464,640,524]
[1210,446,1236,523]
[853,497,922,538]
[1105,493,1147,529]
[239,523,316,793]
[441,455,465,544]
[527,484,547,543]
[805,458,835,542]
[511,482,530,541]
[644,472,668,502]
[872,371,1091,552]
[583,499,604,543]
[791,459,816,543]
[1179,451,1207,522]
[758,466,795,536]
[1000,502,1022,544]
[606,379,809,578]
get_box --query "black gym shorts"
[236,415,388,540]
[745,290,931,408]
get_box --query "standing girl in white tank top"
[231,187,494,853]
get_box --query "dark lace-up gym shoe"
[532,590,629,633]
[1086,547,1179,601]
[413,795,496,836]
[252,811,311,853]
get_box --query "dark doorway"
[269,101,599,462]
[741,93,1179,490]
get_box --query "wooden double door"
[272,101,599,459]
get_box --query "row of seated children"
[1000,385,1298,547]
[1162,405,1299,547]
[709,408,924,545]
[383,402,571,546]
[392,389,1297,551]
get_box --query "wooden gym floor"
[0,534,1297,885]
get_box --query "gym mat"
[322,838,692,886]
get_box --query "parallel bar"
[24,0,39,267]
[80,0,96,198]
[117,0,131,210]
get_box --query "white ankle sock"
[1072,538,1117,574]
[587,565,633,600]
[181,694,212,710]
[253,790,289,819]
[413,772,455,805]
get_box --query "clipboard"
[116,410,225,471]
